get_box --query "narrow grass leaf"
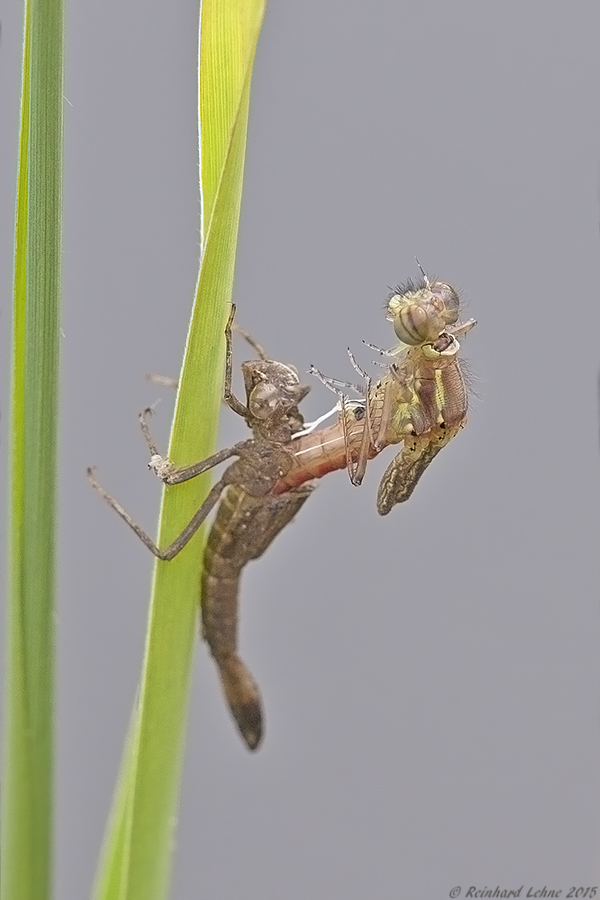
[93,3,267,899]
[2,0,64,898]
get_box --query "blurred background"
[2,1,600,897]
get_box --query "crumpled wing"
[376,420,464,515]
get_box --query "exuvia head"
[242,360,310,425]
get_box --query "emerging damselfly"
[279,271,476,513]
[88,275,475,749]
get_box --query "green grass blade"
[1,0,65,898]
[92,3,267,899]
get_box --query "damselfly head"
[386,279,461,346]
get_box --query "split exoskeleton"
[88,307,316,750]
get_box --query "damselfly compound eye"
[428,281,460,326]
[386,280,461,345]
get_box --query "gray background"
[2,1,600,898]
